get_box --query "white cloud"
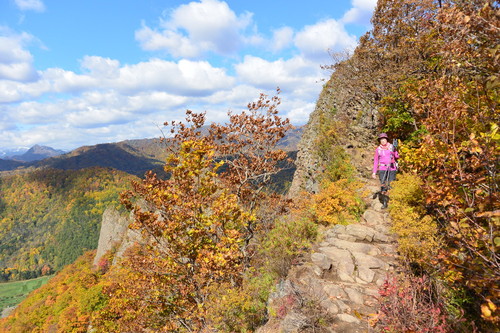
[80,56,120,79]
[294,19,357,62]
[136,0,253,58]
[0,1,378,151]
[116,58,234,96]
[269,27,294,52]
[42,68,96,93]
[1,57,235,103]
[234,55,326,125]
[342,0,377,25]
[0,30,38,82]
[65,107,132,129]
[283,100,316,124]
[14,101,65,124]
[135,25,202,58]
[235,55,323,91]
[15,0,45,12]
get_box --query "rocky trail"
[257,178,400,333]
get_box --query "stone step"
[256,181,399,333]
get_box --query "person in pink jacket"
[372,133,399,207]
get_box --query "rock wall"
[93,206,129,266]
[93,206,143,267]
[288,76,379,197]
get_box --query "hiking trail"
[257,177,400,333]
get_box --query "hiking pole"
[391,138,399,181]
[382,138,398,190]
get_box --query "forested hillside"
[0,168,136,282]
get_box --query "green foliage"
[0,276,52,313]
[205,214,318,331]
[0,251,104,332]
[204,278,271,332]
[380,91,428,143]
[259,216,317,278]
[0,168,135,281]
[315,107,356,183]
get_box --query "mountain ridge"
[0,126,303,177]
[15,145,65,162]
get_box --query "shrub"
[205,275,274,332]
[259,216,318,277]
[388,172,439,263]
[377,273,451,333]
[312,179,364,225]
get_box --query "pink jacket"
[373,144,399,173]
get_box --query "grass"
[0,276,52,313]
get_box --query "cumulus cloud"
[294,19,357,61]
[342,0,377,25]
[0,29,38,82]
[235,55,322,91]
[234,55,326,123]
[14,101,65,124]
[0,1,378,151]
[116,59,235,96]
[80,56,120,79]
[1,56,235,103]
[136,0,253,58]
[269,27,294,52]
[15,0,45,12]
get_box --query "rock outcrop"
[288,76,379,197]
[93,206,129,266]
[257,181,398,332]
[93,206,142,266]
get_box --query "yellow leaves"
[481,299,499,323]
[311,179,364,225]
[388,173,440,263]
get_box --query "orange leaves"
[105,91,295,330]
[110,138,256,330]
[349,0,500,328]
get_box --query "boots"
[381,194,389,209]
[373,187,390,209]
[380,185,389,209]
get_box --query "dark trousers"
[378,170,396,189]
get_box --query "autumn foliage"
[2,1,498,331]
[320,0,499,330]
[340,0,499,330]
[87,91,293,331]
[0,168,135,282]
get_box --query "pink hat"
[378,133,388,140]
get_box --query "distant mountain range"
[0,147,30,159]
[0,126,303,176]
[6,145,66,162]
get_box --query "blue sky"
[0,0,376,151]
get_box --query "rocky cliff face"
[288,75,379,197]
[93,206,142,267]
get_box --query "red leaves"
[377,274,451,332]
